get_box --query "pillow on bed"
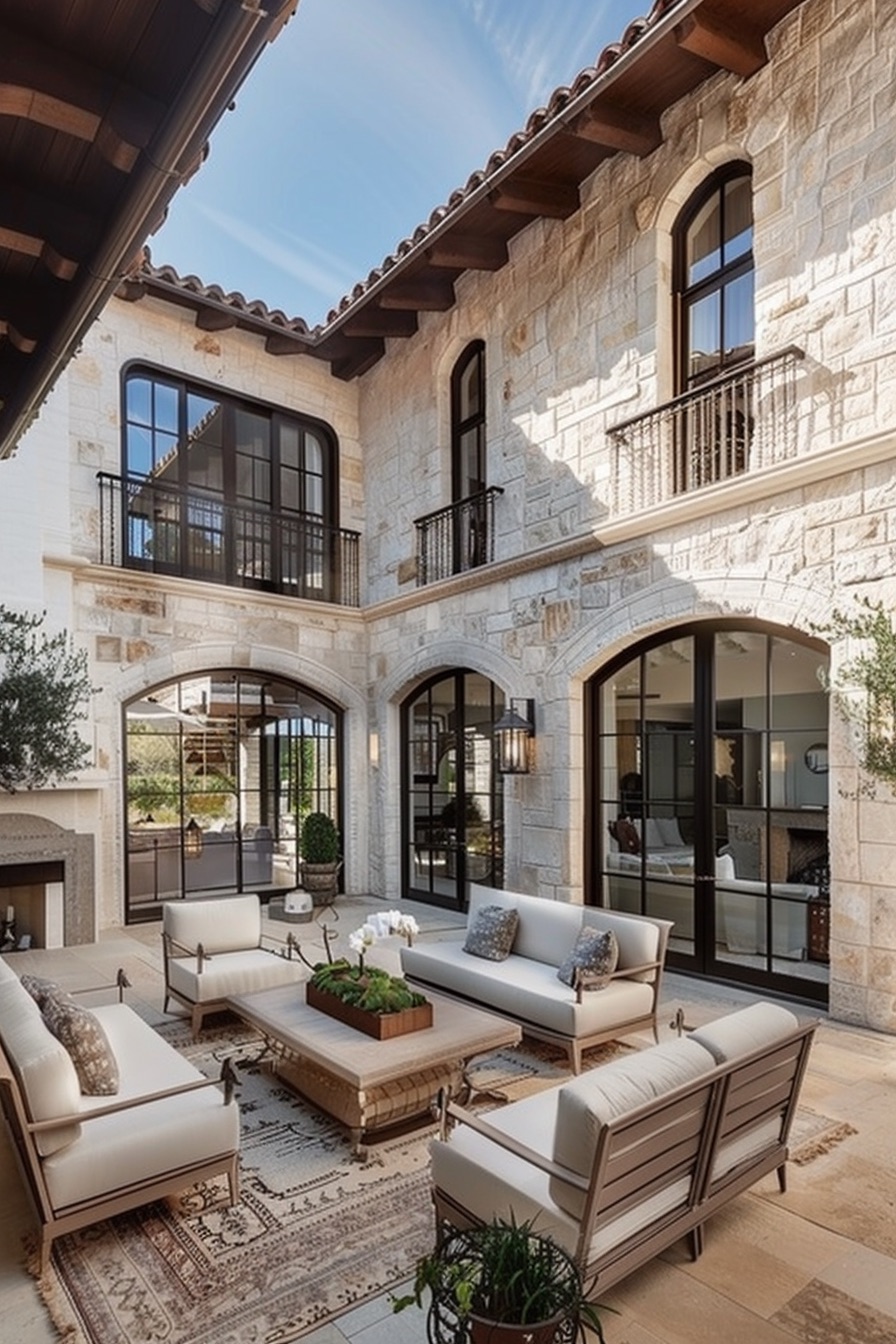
[557,926,619,990]
[463,905,519,961]
[656,817,685,847]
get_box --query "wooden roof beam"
[489,175,580,219]
[195,307,239,332]
[378,277,456,311]
[264,331,315,356]
[426,237,508,271]
[569,102,663,157]
[340,308,419,339]
[331,339,386,380]
[0,23,165,173]
[675,8,768,77]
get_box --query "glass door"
[592,622,829,1003]
[403,670,503,911]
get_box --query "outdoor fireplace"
[0,815,95,948]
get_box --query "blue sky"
[150,0,650,325]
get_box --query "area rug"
[29,1020,619,1344]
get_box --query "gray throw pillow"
[463,904,519,961]
[557,925,619,990]
[42,995,120,1096]
[20,973,66,1008]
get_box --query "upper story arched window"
[451,341,486,503]
[118,366,350,600]
[674,164,754,393]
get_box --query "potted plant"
[305,909,431,1038]
[299,811,342,903]
[392,1217,606,1343]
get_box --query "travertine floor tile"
[772,1280,896,1343]
[815,1245,896,1318]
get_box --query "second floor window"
[673,165,755,489]
[121,367,339,597]
[676,164,754,390]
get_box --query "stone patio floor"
[2,896,896,1344]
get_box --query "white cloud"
[193,204,357,304]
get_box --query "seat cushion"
[42,1004,240,1211]
[167,947,304,1005]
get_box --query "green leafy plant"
[300,811,340,863]
[818,597,896,792]
[0,606,93,793]
[392,1217,606,1341]
[310,959,427,1014]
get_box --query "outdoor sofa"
[0,954,240,1273]
[429,1000,816,1290]
[400,883,672,1072]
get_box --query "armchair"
[162,893,304,1038]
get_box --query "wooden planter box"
[306,981,433,1039]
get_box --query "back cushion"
[550,1039,715,1216]
[163,893,261,955]
[467,885,585,967]
[690,1002,800,1064]
[0,976,82,1155]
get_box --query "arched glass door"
[591,623,829,1003]
[124,671,341,919]
[403,670,504,911]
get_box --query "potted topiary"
[392,1217,606,1343]
[299,811,342,903]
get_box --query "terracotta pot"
[468,1313,565,1344]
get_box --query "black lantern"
[494,698,535,775]
[183,817,204,859]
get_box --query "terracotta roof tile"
[135,1,679,334]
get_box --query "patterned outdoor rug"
[29,1020,620,1344]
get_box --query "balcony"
[414,486,503,586]
[97,473,361,606]
[608,347,804,515]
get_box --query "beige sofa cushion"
[468,885,584,967]
[689,1001,799,1063]
[167,947,304,1005]
[0,971,82,1156]
[42,1003,239,1212]
[163,893,262,956]
[549,1039,716,1217]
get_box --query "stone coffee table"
[227,982,521,1156]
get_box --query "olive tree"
[0,606,93,793]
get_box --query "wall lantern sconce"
[494,698,535,775]
[183,817,204,859]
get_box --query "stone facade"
[1,0,895,1030]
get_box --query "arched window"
[124,671,341,919]
[672,166,755,490]
[451,341,486,503]
[589,622,829,1005]
[675,164,754,391]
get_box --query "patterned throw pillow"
[557,926,619,990]
[20,974,66,1008]
[42,996,120,1096]
[463,905,519,962]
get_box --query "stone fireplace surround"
[0,814,94,946]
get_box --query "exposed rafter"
[425,237,509,271]
[568,103,663,157]
[675,7,768,76]
[489,175,581,219]
[378,278,456,311]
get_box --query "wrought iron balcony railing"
[414,486,503,586]
[97,472,361,606]
[607,346,804,515]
